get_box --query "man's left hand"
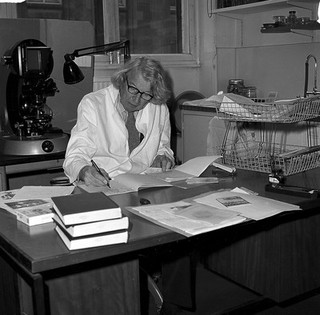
[152,155,175,171]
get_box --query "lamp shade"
[63,40,130,84]
[63,59,84,84]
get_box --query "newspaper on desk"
[127,198,246,237]
[127,187,301,237]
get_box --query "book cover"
[53,213,129,237]
[51,192,122,225]
[55,225,128,250]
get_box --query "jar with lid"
[242,86,257,99]
[227,79,245,95]
[287,11,297,25]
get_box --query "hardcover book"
[53,213,129,237]
[51,192,122,225]
[55,225,128,250]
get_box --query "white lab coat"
[63,85,174,182]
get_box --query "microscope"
[0,39,69,155]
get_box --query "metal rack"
[217,95,320,177]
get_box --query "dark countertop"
[0,151,66,167]
[179,103,217,113]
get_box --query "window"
[15,0,198,65]
[118,0,182,54]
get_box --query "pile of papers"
[127,188,301,237]
[0,186,74,226]
[79,155,232,196]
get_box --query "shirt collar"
[115,93,128,120]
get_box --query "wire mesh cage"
[220,120,320,176]
[216,95,320,123]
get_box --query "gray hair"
[111,56,171,104]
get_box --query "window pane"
[119,0,182,54]
[17,0,100,42]
[17,0,183,54]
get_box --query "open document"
[127,188,301,236]
[194,189,301,221]
[127,200,246,237]
[79,173,172,195]
[79,155,225,195]
[146,155,232,182]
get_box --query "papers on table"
[0,186,75,226]
[80,155,225,195]
[79,173,172,196]
[128,200,246,237]
[147,155,224,183]
[13,186,75,199]
[194,189,301,221]
[127,188,301,237]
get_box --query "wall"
[0,18,94,135]
[212,3,320,99]
[165,0,216,99]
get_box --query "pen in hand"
[91,159,111,188]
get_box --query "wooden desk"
[0,169,320,314]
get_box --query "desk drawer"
[6,159,64,175]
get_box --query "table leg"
[0,166,7,191]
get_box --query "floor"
[148,264,320,315]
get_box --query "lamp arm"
[66,40,130,60]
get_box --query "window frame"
[100,0,200,68]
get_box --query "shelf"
[261,21,320,33]
[212,0,318,15]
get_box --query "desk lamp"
[63,39,130,84]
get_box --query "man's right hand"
[78,165,111,187]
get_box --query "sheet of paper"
[79,173,172,196]
[0,189,52,217]
[194,190,301,221]
[186,177,219,184]
[174,155,221,176]
[78,181,135,196]
[128,200,246,237]
[147,155,222,182]
[12,186,74,200]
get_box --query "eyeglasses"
[125,77,153,101]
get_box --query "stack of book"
[51,192,129,250]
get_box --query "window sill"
[94,54,200,71]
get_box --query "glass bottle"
[227,79,245,95]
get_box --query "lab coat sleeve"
[156,105,175,162]
[63,97,98,183]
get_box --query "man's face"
[119,69,153,112]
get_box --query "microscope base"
[0,133,69,156]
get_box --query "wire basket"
[220,119,320,176]
[221,138,320,176]
[216,95,320,123]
